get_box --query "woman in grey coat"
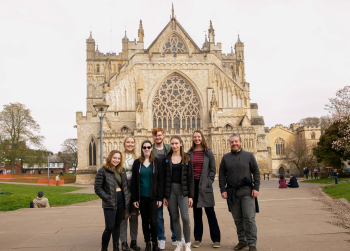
[187,130,221,248]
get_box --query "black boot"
[113,243,120,251]
[122,242,130,251]
[152,242,160,251]
[144,242,152,251]
[130,240,141,251]
[101,244,108,251]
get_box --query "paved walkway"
[0,180,350,251]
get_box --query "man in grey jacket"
[219,134,260,251]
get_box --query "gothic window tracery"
[152,74,200,130]
[311,131,316,139]
[275,137,285,155]
[89,138,96,166]
[121,126,131,134]
[163,35,187,53]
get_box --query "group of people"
[302,167,319,180]
[94,127,260,251]
[278,175,299,188]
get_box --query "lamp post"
[47,152,50,186]
[93,104,109,168]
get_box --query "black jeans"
[193,179,221,242]
[102,191,125,246]
[139,196,158,243]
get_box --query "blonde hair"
[121,135,138,167]
[103,150,123,174]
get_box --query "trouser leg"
[157,204,166,241]
[204,206,221,243]
[112,191,126,244]
[229,199,246,244]
[168,207,176,242]
[120,215,128,242]
[102,208,117,246]
[193,179,203,241]
[241,196,257,247]
[168,191,181,241]
[140,196,151,243]
[149,199,159,243]
[177,195,191,243]
[130,214,138,240]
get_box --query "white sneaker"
[172,241,177,246]
[182,238,186,246]
[158,240,165,250]
[185,242,191,251]
[174,241,183,251]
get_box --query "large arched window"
[163,35,187,53]
[152,74,200,130]
[96,64,100,73]
[311,131,316,139]
[275,138,285,155]
[89,138,96,166]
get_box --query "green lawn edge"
[0,183,99,212]
[322,183,350,203]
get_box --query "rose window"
[152,74,200,130]
[163,35,186,53]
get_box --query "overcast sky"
[0,0,349,153]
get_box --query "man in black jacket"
[219,134,260,251]
[287,174,299,188]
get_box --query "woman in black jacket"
[163,136,194,251]
[131,140,163,251]
[95,150,131,251]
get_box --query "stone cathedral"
[76,7,273,184]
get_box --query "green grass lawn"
[0,183,99,212]
[301,178,350,184]
[323,183,350,203]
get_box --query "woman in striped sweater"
[187,130,221,248]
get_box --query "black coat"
[131,158,164,203]
[288,176,299,188]
[94,167,131,214]
[163,154,194,199]
[187,149,216,208]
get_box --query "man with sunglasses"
[152,127,177,249]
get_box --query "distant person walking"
[31,191,50,208]
[278,175,287,188]
[303,168,309,180]
[313,169,318,179]
[219,134,260,251]
[287,174,299,188]
[333,169,338,184]
[55,175,60,186]
[94,150,131,251]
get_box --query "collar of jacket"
[231,149,243,155]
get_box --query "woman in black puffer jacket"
[95,150,131,251]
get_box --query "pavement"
[0,180,350,251]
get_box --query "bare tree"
[0,103,45,174]
[299,117,320,127]
[325,85,350,119]
[283,138,319,175]
[319,115,333,135]
[61,138,78,173]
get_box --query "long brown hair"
[103,150,123,174]
[139,140,155,164]
[167,135,191,166]
[190,130,209,151]
[121,135,138,168]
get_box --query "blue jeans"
[335,176,338,184]
[229,195,257,247]
[157,204,176,241]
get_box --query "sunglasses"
[142,146,152,150]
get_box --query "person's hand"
[252,190,259,198]
[188,198,193,208]
[125,214,128,219]
[133,202,139,208]
[157,201,163,208]
[163,198,168,207]
[221,192,227,199]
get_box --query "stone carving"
[152,74,200,130]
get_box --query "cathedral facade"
[76,8,272,184]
